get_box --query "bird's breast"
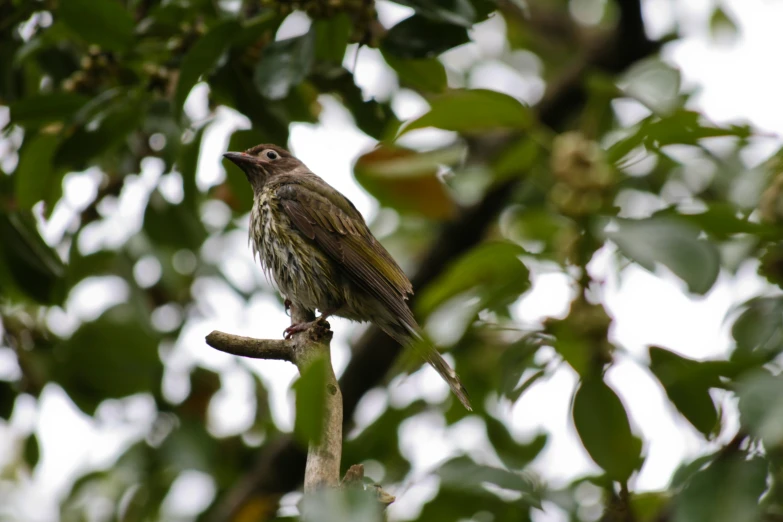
[249,191,342,312]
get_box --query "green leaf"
[354,144,459,220]
[607,217,720,295]
[294,354,328,446]
[51,307,161,415]
[300,488,383,522]
[174,20,241,118]
[210,59,291,141]
[9,93,89,127]
[227,11,280,50]
[0,211,66,305]
[142,3,188,30]
[66,250,119,289]
[383,15,470,58]
[418,488,533,521]
[178,127,206,211]
[249,372,272,432]
[0,380,14,420]
[314,13,352,63]
[508,369,546,403]
[498,336,540,400]
[492,136,540,181]
[418,241,529,317]
[310,69,400,140]
[382,51,447,93]
[607,111,751,162]
[69,87,126,127]
[254,28,316,100]
[342,401,424,482]
[546,314,598,377]
[710,7,739,41]
[485,416,547,471]
[158,419,221,473]
[58,0,136,51]
[731,296,783,363]
[24,433,40,469]
[179,367,222,423]
[393,0,478,27]
[438,456,539,500]
[671,204,779,241]
[505,206,573,259]
[648,346,720,438]
[14,133,63,212]
[643,110,751,148]
[54,98,145,170]
[621,59,683,115]
[737,370,783,448]
[672,453,767,522]
[143,190,207,250]
[402,89,532,135]
[572,375,642,481]
[670,453,719,490]
[630,491,671,522]
[276,82,321,123]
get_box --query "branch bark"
[205,331,293,362]
[205,306,342,493]
[204,2,663,519]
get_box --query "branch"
[341,464,396,508]
[205,331,293,362]
[205,306,342,493]
[204,2,663,519]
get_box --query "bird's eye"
[265,150,278,160]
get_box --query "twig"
[205,331,293,362]
[341,464,396,508]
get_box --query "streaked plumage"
[224,144,471,411]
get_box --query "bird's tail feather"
[381,321,472,411]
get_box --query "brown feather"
[278,186,410,318]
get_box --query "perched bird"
[223,144,471,410]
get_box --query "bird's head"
[222,144,303,191]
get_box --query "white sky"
[2,0,783,521]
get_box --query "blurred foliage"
[1,0,783,521]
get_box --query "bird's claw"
[284,298,292,317]
[283,322,310,339]
[282,315,330,340]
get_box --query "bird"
[223,144,472,411]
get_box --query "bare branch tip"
[204,330,294,362]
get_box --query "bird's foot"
[283,314,331,340]
[284,298,292,316]
[283,321,311,339]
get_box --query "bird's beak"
[223,151,259,172]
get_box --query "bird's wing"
[276,179,473,411]
[275,182,414,322]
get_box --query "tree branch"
[205,331,294,362]
[341,464,396,508]
[205,306,342,494]
[204,2,663,519]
